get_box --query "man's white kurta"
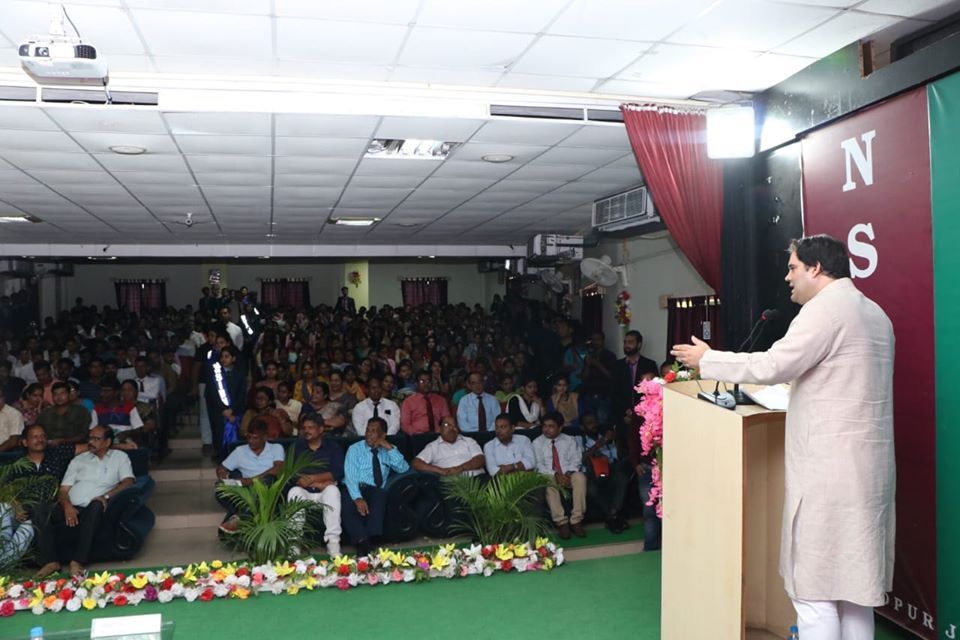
[699,278,895,606]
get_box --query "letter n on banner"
[801,87,935,638]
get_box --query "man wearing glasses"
[34,425,134,578]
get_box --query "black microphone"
[732,308,780,405]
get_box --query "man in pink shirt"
[400,371,450,435]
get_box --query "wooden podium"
[660,381,794,639]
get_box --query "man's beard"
[623,346,638,357]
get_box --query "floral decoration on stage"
[615,291,631,328]
[635,378,664,519]
[0,541,564,617]
[347,270,362,287]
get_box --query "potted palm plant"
[0,458,57,574]
[442,471,560,544]
[215,448,323,564]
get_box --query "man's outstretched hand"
[671,336,711,370]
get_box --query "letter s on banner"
[848,222,879,279]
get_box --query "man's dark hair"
[494,412,512,424]
[543,411,565,426]
[34,360,51,373]
[300,413,322,429]
[367,416,387,433]
[248,418,269,435]
[221,345,239,359]
[92,425,115,445]
[789,234,851,279]
[51,381,70,394]
[624,330,643,344]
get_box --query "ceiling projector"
[19,37,108,86]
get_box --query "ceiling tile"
[113,172,197,185]
[176,135,272,155]
[275,0,419,23]
[548,0,717,41]
[471,119,581,146]
[0,130,82,152]
[858,0,960,19]
[132,9,272,57]
[398,27,535,69]
[193,172,272,186]
[126,0,271,12]
[152,55,275,75]
[275,137,368,157]
[164,112,272,136]
[508,164,593,181]
[186,155,272,173]
[389,66,505,86]
[71,132,178,155]
[1,2,144,54]
[354,157,438,177]
[0,106,58,131]
[417,177,498,191]
[666,0,839,51]
[347,175,423,189]
[274,114,379,138]
[275,173,351,187]
[531,146,625,165]
[452,142,548,163]
[376,116,487,142]
[597,79,702,99]
[558,124,631,149]
[774,11,899,57]
[417,0,565,31]
[431,160,516,178]
[1,151,101,171]
[511,36,649,77]
[276,18,408,64]
[95,153,189,172]
[44,108,169,134]
[275,157,358,174]
[273,60,393,82]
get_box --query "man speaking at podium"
[672,235,895,640]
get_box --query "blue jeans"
[637,469,661,551]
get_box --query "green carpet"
[0,552,918,639]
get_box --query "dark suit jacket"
[610,355,658,425]
[333,295,357,316]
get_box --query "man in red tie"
[533,411,587,539]
[400,371,450,435]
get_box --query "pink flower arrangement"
[635,378,666,518]
[0,541,564,618]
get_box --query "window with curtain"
[114,279,167,316]
[666,295,723,357]
[259,278,311,309]
[401,278,448,306]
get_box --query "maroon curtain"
[401,278,448,306]
[666,295,723,356]
[621,104,724,293]
[260,279,310,309]
[115,280,165,315]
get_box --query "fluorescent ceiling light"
[706,106,756,159]
[0,215,39,223]
[366,138,459,160]
[332,218,379,227]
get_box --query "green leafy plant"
[215,448,323,564]
[442,471,561,544]
[0,457,58,574]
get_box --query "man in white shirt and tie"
[132,357,164,404]
[412,415,485,477]
[533,411,587,540]
[351,377,400,436]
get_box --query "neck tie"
[372,400,380,419]
[424,394,436,432]
[552,440,563,474]
[371,447,383,487]
[477,394,487,432]
[138,378,145,392]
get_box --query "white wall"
[368,261,503,308]
[60,260,503,312]
[587,233,714,365]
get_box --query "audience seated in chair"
[287,413,344,557]
[533,412,587,540]
[341,417,409,556]
[412,415,485,477]
[215,419,284,535]
[483,413,536,477]
[35,425,135,577]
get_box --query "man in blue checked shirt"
[456,372,499,432]
[341,417,409,556]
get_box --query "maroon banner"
[801,88,935,637]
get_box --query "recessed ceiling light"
[109,145,146,155]
[481,154,514,163]
[366,138,460,160]
[331,218,379,227]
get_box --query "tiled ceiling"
[0,0,956,254]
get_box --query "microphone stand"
[731,321,771,406]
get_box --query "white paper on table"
[744,384,790,410]
[91,613,162,639]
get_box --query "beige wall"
[367,261,503,309]
[585,233,714,365]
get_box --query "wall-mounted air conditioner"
[592,185,663,234]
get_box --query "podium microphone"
[731,308,780,405]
